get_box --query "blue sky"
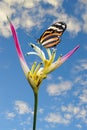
[0,0,87,130]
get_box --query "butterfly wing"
[38,22,67,48]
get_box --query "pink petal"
[8,18,29,78]
[61,45,80,63]
[46,45,80,74]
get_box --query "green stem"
[33,92,38,130]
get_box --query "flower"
[7,17,80,130]
[8,18,80,93]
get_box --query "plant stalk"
[33,92,38,130]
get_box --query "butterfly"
[37,22,67,48]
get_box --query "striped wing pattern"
[38,22,67,48]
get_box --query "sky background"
[0,0,87,130]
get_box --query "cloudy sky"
[0,0,87,130]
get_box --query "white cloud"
[47,81,72,96]
[74,59,87,72]
[45,113,70,125]
[0,0,36,37]
[79,89,87,104]
[66,16,81,35]
[61,104,87,124]
[64,113,72,120]
[76,124,82,129]
[74,75,87,86]
[82,13,87,33]
[45,103,87,126]
[77,109,87,119]
[14,100,32,115]
[61,104,80,115]
[43,0,64,8]
[77,0,87,33]
[79,0,87,5]
[57,76,63,81]
[0,1,16,37]
[45,8,82,36]
[3,0,38,8]
[38,108,44,114]
[74,76,82,83]
[0,0,87,38]
[6,112,16,119]
[20,117,31,126]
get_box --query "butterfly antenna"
[26,32,38,42]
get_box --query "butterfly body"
[38,22,67,48]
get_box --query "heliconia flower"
[7,17,29,79]
[8,17,80,130]
[8,17,80,93]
